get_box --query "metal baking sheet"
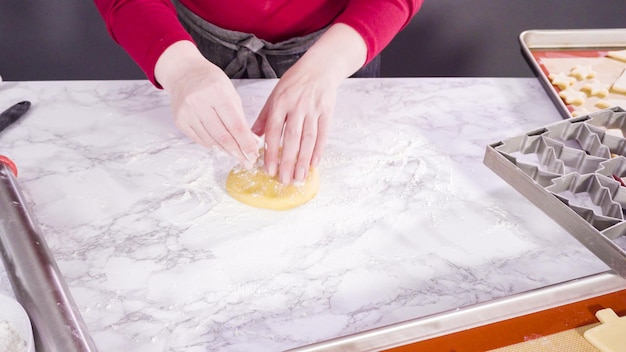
[484,107,626,278]
[520,29,626,119]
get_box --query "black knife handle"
[0,100,31,133]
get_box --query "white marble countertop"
[0,78,617,351]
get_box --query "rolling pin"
[0,161,98,352]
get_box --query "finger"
[197,111,255,168]
[176,119,213,148]
[311,111,330,167]
[179,103,248,167]
[251,106,268,136]
[216,100,259,163]
[223,120,259,168]
[262,105,286,178]
[293,114,318,182]
[174,106,217,148]
[278,112,305,184]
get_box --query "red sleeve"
[94,0,194,86]
[334,0,423,64]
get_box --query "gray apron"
[173,0,380,78]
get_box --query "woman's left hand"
[251,23,367,185]
[252,67,336,185]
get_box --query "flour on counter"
[0,320,26,352]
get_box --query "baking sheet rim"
[520,28,626,49]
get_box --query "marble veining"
[0,78,610,351]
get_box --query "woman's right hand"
[155,40,260,169]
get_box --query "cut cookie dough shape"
[571,108,591,117]
[559,87,586,105]
[226,166,320,210]
[596,99,626,110]
[584,308,626,352]
[582,80,610,98]
[569,64,596,80]
[611,68,626,94]
[549,72,576,90]
[607,49,626,62]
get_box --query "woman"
[94,0,422,184]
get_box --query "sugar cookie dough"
[611,68,626,94]
[559,87,586,105]
[607,49,626,62]
[569,64,596,80]
[549,72,576,90]
[596,99,626,110]
[226,166,320,210]
[582,80,610,98]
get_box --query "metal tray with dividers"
[484,107,626,277]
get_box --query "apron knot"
[239,36,265,53]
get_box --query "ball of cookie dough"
[225,166,320,210]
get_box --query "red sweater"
[94,0,423,84]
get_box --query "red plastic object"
[0,155,18,177]
[613,174,626,187]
